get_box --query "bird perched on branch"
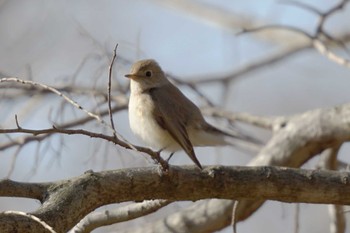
[126,59,259,169]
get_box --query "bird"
[125,59,257,169]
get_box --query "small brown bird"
[126,59,256,169]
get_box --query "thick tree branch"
[1,166,350,232]
[0,180,51,202]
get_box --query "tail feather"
[203,123,263,153]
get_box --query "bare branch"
[0,77,112,130]
[190,43,311,85]
[151,0,255,31]
[0,77,142,161]
[231,201,239,233]
[0,104,127,151]
[313,39,350,68]
[170,76,215,106]
[329,205,346,233]
[236,0,350,71]
[294,204,300,233]
[6,146,21,178]
[202,106,277,129]
[3,211,56,233]
[0,123,169,170]
[0,179,50,201]
[237,24,311,38]
[107,44,119,139]
[1,166,350,232]
[72,200,171,233]
[1,2,350,232]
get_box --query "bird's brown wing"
[148,84,203,169]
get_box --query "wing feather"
[149,85,203,169]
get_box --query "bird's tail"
[204,123,263,153]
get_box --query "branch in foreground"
[1,166,350,232]
[72,200,171,233]
[3,211,56,233]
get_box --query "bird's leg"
[154,148,169,171]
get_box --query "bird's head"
[125,59,168,89]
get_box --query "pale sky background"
[0,0,350,232]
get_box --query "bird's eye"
[145,71,152,77]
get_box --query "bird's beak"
[125,73,140,80]
[124,74,133,79]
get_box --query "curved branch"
[3,211,56,233]
[72,200,171,233]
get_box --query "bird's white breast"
[128,83,179,151]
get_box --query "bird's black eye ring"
[145,70,152,77]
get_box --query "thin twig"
[313,39,350,68]
[14,115,21,129]
[170,75,215,106]
[294,204,300,233]
[317,146,346,233]
[0,77,137,151]
[238,0,350,69]
[108,44,119,139]
[231,201,239,233]
[6,146,22,178]
[0,104,127,151]
[237,24,311,38]
[191,43,310,84]
[0,124,168,170]
[0,77,110,130]
[201,106,276,129]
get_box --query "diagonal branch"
[0,122,168,170]
[0,104,127,151]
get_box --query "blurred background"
[0,0,350,232]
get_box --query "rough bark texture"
[1,166,350,232]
